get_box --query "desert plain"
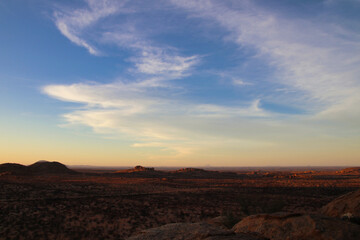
[1,161,360,240]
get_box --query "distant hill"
[172,168,238,179]
[28,161,76,175]
[110,166,238,179]
[174,168,206,173]
[0,161,77,175]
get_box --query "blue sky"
[1,0,360,166]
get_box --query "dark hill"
[0,161,76,175]
[111,166,238,179]
[28,161,76,175]
[171,168,238,179]
[174,168,206,173]
[0,163,27,175]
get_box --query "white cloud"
[135,51,198,77]
[232,78,251,86]
[43,79,270,157]
[55,21,98,55]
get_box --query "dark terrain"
[0,161,360,239]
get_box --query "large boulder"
[207,213,247,229]
[127,222,265,240]
[232,212,360,240]
[321,189,360,220]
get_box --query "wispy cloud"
[54,0,200,83]
[194,99,265,118]
[102,32,200,84]
[43,81,268,144]
[231,78,251,86]
[53,0,125,55]
[135,52,198,77]
[48,0,210,158]
[170,0,360,122]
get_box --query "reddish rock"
[232,212,360,240]
[321,189,360,219]
[337,167,360,175]
[116,165,156,173]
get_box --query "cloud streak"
[54,0,200,83]
[53,0,125,55]
[43,81,269,139]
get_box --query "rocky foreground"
[127,189,360,240]
[1,161,360,239]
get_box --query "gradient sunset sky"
[1,0,360,167]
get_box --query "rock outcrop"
[232,212,360,240]
[115,165,156,173]
[206,213,247,229]
[127,222,265,240]
[321,189,360,221]
[337,167,360,175]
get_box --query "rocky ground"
[129,190,360,240]
[0,162,360,239]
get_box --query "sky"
[1,0,360,167]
